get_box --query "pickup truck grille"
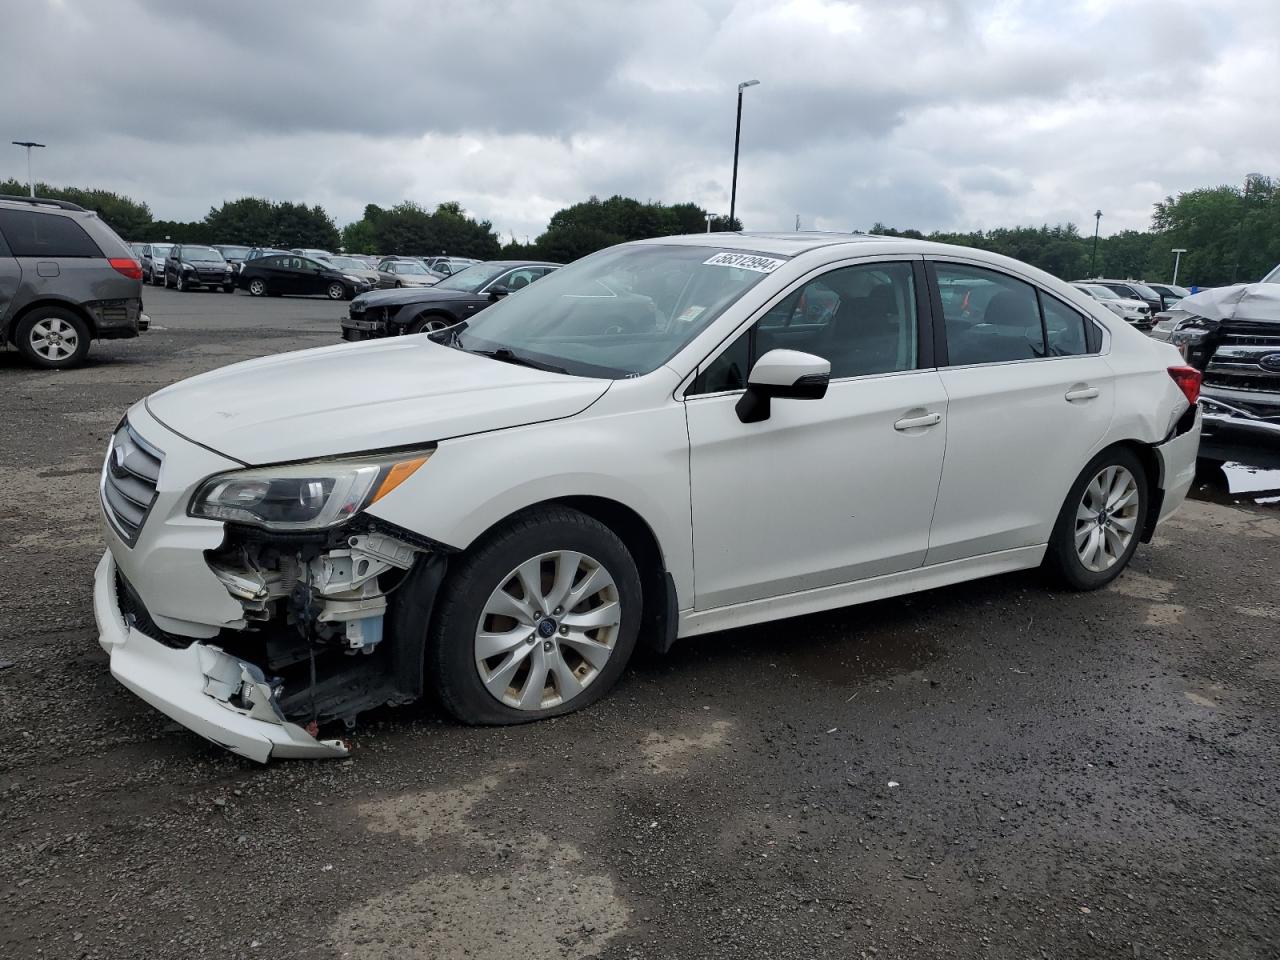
[1204,331,1280,395]
[101,421,163,546]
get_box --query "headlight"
[190,449,433,531]
[344,274,362,283]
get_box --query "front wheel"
[427,506,643,724]
[163,272,171,289]
[247,278,266,297]
[175,273,186,292]
[1044,447,1149,590]
[408,315,452,335]
[327,281,347,300]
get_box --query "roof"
[637,231,908,256]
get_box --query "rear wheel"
[427,506,642,724]
[14,308,91,369]
[1044,447,1149,590]
[247,278,266,297]
[326,281,347,300]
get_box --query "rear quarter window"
[0,209,103,258]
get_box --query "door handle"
[894,412,941,431]
[1065,386,1099,401]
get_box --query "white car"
[1071,282,1151,325]
[94,233,1202,761]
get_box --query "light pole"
[1171,247,1187,286]
[728,79,759,230]
[705,212,714,233]
[1090,209,1102,276]
[11,141,45,197]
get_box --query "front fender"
[365,396,694,607]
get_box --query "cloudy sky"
[3,0,1277,240]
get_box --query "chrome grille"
[101,421,163,546]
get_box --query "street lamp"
[1171,247,1187,286]
[11,141,45,198]
[728,79,759,230]
[705,212,714,233]
[1090,209,1102,276]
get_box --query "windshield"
[390,261,430,276]
[1262,265,1280,283]
[1127,282,1160,300]
[328,256,364,270]
[183,246,225,262]
[1080,284,1118,299]
[150,244,172,258]
[451,244,786,378]
[217,246,250,258]
[435,263,516,292]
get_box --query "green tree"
[203,197,340,249]
[0,178,153,237]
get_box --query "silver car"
[376,258,436,288]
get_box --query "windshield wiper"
[468,346,569,375]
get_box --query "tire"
[1043,446,1149,590]
[408,314,452,335]
[175,273,186,292]
[163,272,171,289]
[395,281,403,288]
[427,506,643,725]
[14,308,91,370]
[326,281,347,300]
[247,278,266,297]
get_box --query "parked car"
[0,194,146,369]
[376,258,437,288]
[1082,278,1165,316]
[94,232,1200,760]
[1144,282,1191,308]
[1150,283,1280,469]
[246,246,290,263]
[290,248,334,262]
[423,256,481,280]
[237,252,371,299]
[164,244,236,292]
[343,261,559,339]
[128,241,147,259]
[139,242,172,285]
[1070,282,1151,327]
[324,254,380,289]
[212,245,252,275]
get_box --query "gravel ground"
[1,286,1278,960]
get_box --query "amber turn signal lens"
[369,456,430,505]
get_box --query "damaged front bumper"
[94,551,349,762]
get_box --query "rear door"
[0,225,20,333]
[923,258,1115,564]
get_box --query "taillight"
[1167,365,1201,405]
[109,257,143,281]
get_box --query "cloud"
[1,0,1276,241]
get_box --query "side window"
[690,261,919,394]
[0,209,102,258]
[934,263,1044,365]
[1039,292,1089,356]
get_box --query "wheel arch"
[457,495,678,655]
[1092,437,1164,543]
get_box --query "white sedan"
[94,233,1202,760]
[1071,282,1152,326]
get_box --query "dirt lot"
[2,286,1279,960]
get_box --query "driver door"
[684,258,949,610]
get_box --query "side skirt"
[677,544,1046,639]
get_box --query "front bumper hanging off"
[94,552,349,763]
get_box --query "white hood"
[145,337,610,464]
[1176,283,1280,325]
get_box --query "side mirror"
[735,349,830,423]
[488,285,510,301]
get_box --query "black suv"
[0,194,146,369]
[164,244,235,292]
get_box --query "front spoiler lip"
[94,551,348,763]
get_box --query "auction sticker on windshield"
[703,251,787,273]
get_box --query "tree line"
[4,174,1275,287]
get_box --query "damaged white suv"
[95,233,1202,761]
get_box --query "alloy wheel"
[28,317,79,363]
[249,279,265,296]
[1074,465,1140,572]
[474,550,621,711]
[327,282,345,300]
